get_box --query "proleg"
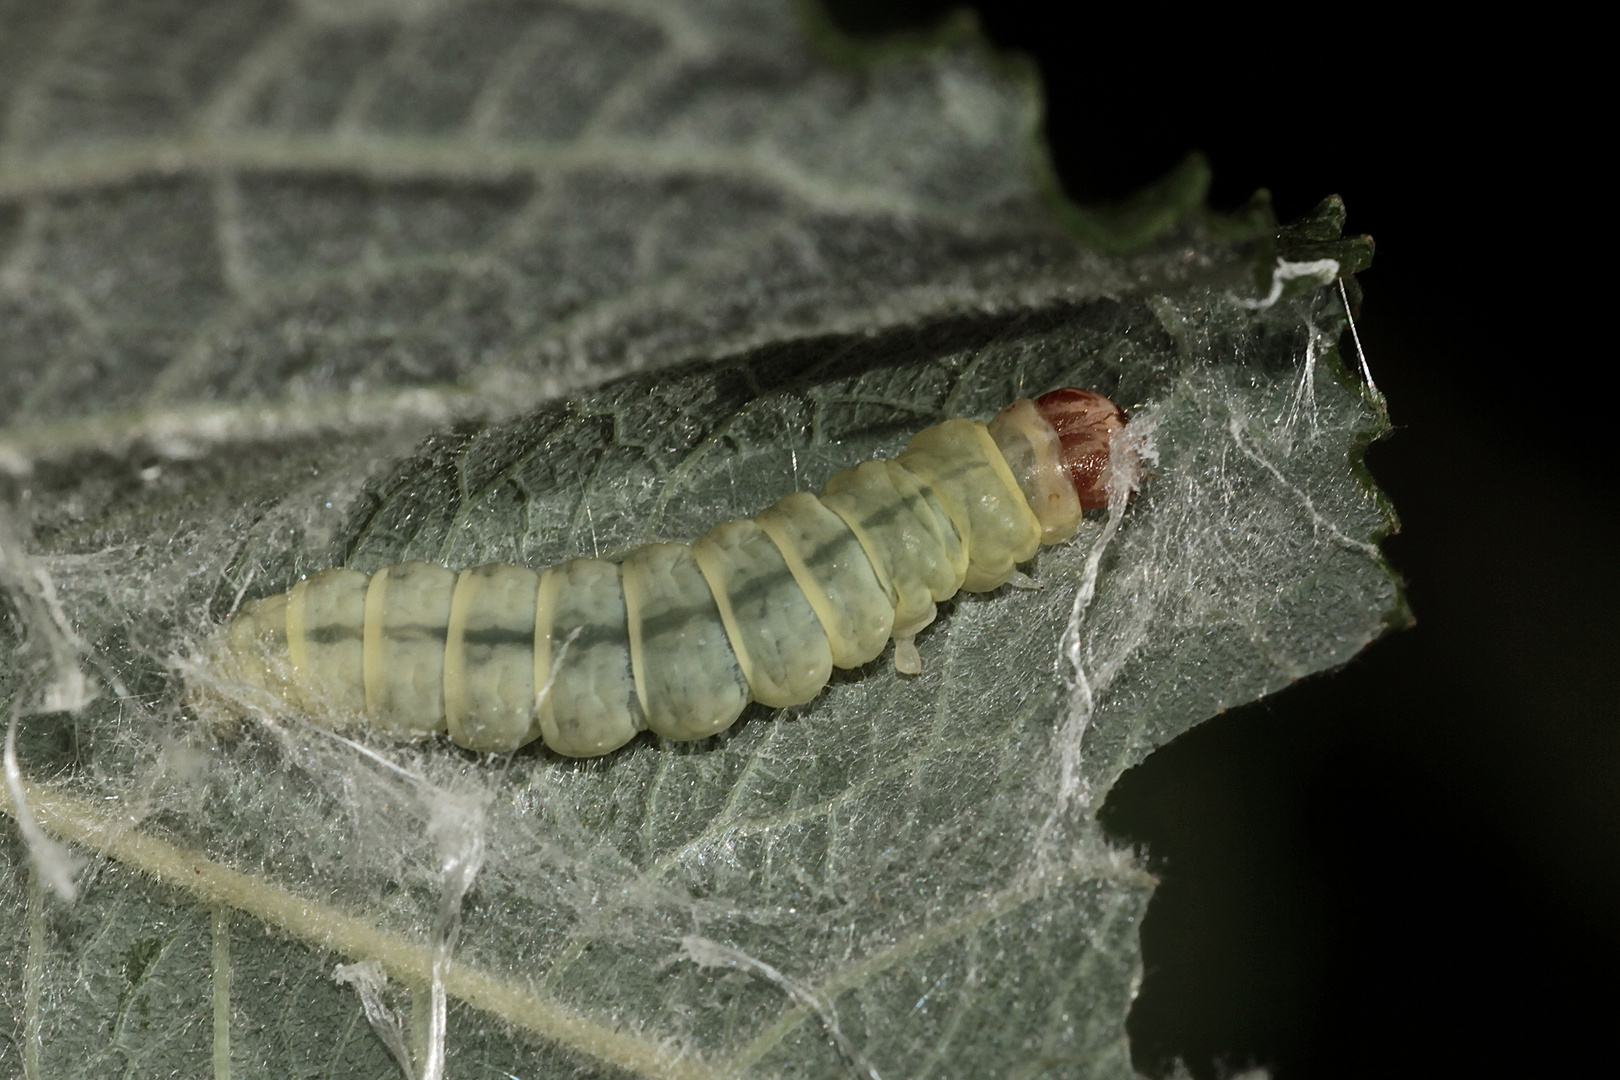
[204,388,1128,756]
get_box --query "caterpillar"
[208,389,1127,757]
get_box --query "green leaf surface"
[0,2,1398,1078]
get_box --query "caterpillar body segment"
[691,519,833,709]
[752,492,893,669]
[447,562,540,751]
[898,418,1044,592]
[622,542,750,741]
[986,401,1080,544]
[287,568,368,717]
[212,389,1127,757]
[818,458,963,639]
[536,558,641,756]
[364,561,459,736]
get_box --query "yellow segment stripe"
[618,553,653,722]
[532,568,560,723]
[818,493,897,607]
[689,529,758,697]
[964,421,1042,542]
[285,578,310,682]
[754,510,849,665]
[361,566,390,717]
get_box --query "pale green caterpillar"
[206,389,1126,757]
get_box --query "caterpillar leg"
[1005,570,1041,590]
[893,636,921,676]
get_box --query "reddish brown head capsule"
[1033,388,1128,511]
[988,387,1129,544]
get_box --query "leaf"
[0,2,1399,1078]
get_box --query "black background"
[825,4,1614,1077]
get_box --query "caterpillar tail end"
[183,595,296,734]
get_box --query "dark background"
[825,4,1614,1077]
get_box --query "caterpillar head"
[988,388,1128,543]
